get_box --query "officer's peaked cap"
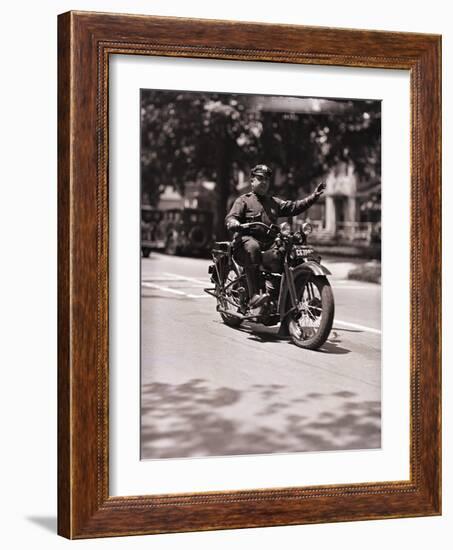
[251,164,273,177]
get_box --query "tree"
[141,91,264,239]
[141,91,381,239]
[259,99,381,196]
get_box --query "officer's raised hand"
[315,180,327,197]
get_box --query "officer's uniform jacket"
[225,190,319,232]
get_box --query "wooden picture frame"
[58,10,441,539]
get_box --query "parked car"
[141,206,163,257]
[159,208,213,256]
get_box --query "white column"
[325,195,336,233]
[347,196,357,222]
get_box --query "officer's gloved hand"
[315,180,327,197]
[227,218,241,238]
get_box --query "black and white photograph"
[1,0,446,546]
[140,89,382,460]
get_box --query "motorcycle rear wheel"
[288,275,334,350]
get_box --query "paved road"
[141,252,381,459]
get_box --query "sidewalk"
[322,255,381,283]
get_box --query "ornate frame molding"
[58,11,441,538]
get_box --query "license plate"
[294,247,314,257]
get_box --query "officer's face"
[251,175,270,196]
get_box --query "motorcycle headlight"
[302,222,313,235]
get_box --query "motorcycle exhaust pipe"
[217,308,265,322]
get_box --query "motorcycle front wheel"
[288,275,334,350]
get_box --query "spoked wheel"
[217,269,245,327]
[288,275,334,350]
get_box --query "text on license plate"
[295,247,314,257]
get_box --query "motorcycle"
[204,221,334,350]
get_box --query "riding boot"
[245,266,268,308]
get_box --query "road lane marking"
[142,276,183,282]
[144,277,372,292]
[142,282,188,296]
[142,282,210,299]
[163,272,208,285]
[332,285,378,290]
[159,272,377,291]
[143,276,209,292]
[334,319,381,335]
[143,279,382,324]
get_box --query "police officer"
[225,164,326,308]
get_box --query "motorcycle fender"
[293,261,331,277]
[277,262,330,326]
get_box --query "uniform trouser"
[233,236,262,297]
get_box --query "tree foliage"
[141,90,380,237]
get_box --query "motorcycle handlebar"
[239,222,272,231]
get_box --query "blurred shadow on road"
[141,379,380,459]
[317,330,351,354]
[318,342,350,354]
[222,323,287,344]
[228,324,351,354]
